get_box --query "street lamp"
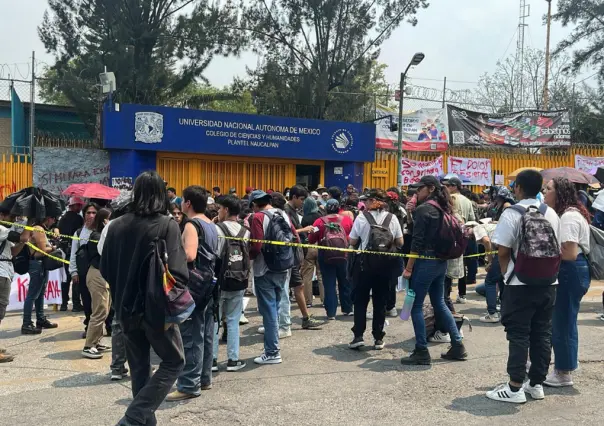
[397,52,425,187]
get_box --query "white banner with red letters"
[448,156,492,186]
[400,156,444,185]
[7,268,65,311]
[575,155,604,173]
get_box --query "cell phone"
[312,226,320,233]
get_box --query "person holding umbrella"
[21,215,60,334]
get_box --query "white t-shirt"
[350,210,403,250]
[97,220,112,255]
[0,225,15,280]
[216,220,250,256]
[492,199,561,286]
[560,209,590,255]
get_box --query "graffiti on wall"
[0,182,17,200]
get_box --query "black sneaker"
[302,315,325,330]
[400,348,432,365]
[21,324,42,335]
[106,328,112,337]
[348,336,365,349]
[212,359,218,372]
[226,359,247,372]
[374,340,385,350]
[36,319,58,329]
[60,304,68,312]
[441,343,468,361]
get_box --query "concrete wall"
[33,147,110,197]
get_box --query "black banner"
[447,105,571,147]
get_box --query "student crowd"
[0,168,601,425]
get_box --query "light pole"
[543,0,552,110]
[397,52,425,187]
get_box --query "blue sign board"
[103,103,375,162]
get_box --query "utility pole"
[514,0,530,110]
[29,50,35,160]
[543,0,553,110]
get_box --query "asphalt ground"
[1,277,603,426]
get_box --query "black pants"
[458,238,478,297]
[443,277,455,313]
[61,264,72,307]
[501,285,557,384]
[352,269,388,341]
[122,318,185,426]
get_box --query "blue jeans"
[318,256,353,317]
[212,290,244,361]
[410,257,463,350]
[176,299,215,395]
[485,255,503,315]
[255,271,288,356]
[22,260,48,326]
[278,271,291,330]
[552,255,591,371]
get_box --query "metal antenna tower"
[515,0,530,110]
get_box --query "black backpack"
[261,210,295,272]
[74,228,91,279]
[12,243,30,275]
[362,211,396,270]
[216,223,250,292]
[189,219,218,308]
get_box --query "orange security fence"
[363,145,604,192]
[0,154,32,200]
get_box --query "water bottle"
[399,288,415,321]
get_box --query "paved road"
[1,282,603,426]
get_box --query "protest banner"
[448,156,492,186]
[7,268,65,312]
[575,155,604,173]
[400,156,444,185]
[375,105,448,152]
[447,105,571,147]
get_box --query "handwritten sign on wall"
[448,156,492,186]
[33,148,110,197]
[400,156,444,185]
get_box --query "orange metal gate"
[0,154,32,200]
[157,153,324,195]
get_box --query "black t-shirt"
[58,211,84,243]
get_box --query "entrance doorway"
[296,165,321,190]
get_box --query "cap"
[207,197,215,205]
[229,187,237,194]
[416,175,442,189]
[245,186,254,193]
[68,196,85,206]
[444,177,463,189]
[325,199,340,212]
[311,191,319,197]
[496,186,512,200]
[249,190,271,207]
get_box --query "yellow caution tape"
[26,242,70,265]
[0,220,99,243]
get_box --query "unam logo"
[135,112,164,143]
[331,129,354,154]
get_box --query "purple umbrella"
[541,167,599,185]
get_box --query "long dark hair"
[552,177,591,223]
[428,185,453,214]
[93,208,112,232]
[132,171,170,217]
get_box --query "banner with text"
[447,105,571,147]
[400,156,444,185]
[376,105,448,152]
[7,268,65,312]
[575,155,604,173]
[448,156,492,186]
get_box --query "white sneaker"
[479,312,501,323]
[279,328,292,339]
[258,326,265,334]
[386,308,398,318]
[486,383,527,404]
[544,370,573,387]
[239,314,249,325]
[428,331,451,343]
[599,313,604,322]
[522,382,545,400]
[254,353,282,365]
[456,295,467,304]
[82,347,103,359]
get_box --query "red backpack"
[427,200,467,260]
[320,215,348,264]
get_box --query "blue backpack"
[261,210,295,272]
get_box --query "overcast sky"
[0,0,595,96]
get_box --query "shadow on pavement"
[313,344,372,363]
[40,330,83,343]
[52,372,113,388]
[446,393,521,416]
[46,350,86,361]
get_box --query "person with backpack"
[100,171,189,426]
[308,199,353,319]
[56,196,84,311]
[400,176,468,365]
[167,186,218,401]
[348,188,403,350]
[21,215,60,335]
[301,197,325,306]
[69,202,99,338]
[249,190,299,365]
[543,177,591,388]
[211,195,250,372]
[486,169,561,404]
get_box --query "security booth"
[103,103,376,194]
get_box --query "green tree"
[243,0,428,120]
[38,0,244,128]
[170,80,257,114]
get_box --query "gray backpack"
[587,225,604,280]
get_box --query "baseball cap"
[311,191,319,197]
[444,177,463,189]
[325,199,340,212]
[249,190,271,207]
[416,175,442,189]
[229,187,237,194]
[68,196,85,206]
